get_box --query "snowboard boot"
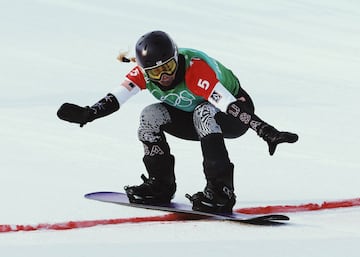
[125,174,176,205]
[257,123,298,156]
[125,154,176,205]
[186,134,236,213]
[186,181,236,214]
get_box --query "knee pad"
[138,103,171,143]
[193,102,222,138]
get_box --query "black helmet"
[135,31,178,69]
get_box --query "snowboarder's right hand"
[57,103,94,127]
[57,94,120,127]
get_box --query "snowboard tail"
[85,191,289,225]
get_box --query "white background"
[1,0,359,256]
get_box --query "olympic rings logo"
[151,89,196,108]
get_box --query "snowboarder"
[57,30,298,213]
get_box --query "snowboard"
[85,191,289,225]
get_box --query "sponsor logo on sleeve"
[210,91,222,103]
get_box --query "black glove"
[57,103,94,127]
[57,94,120,127]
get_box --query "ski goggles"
[144,57,178,81]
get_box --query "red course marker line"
[0,213,203,233]
[1,198,359,233]
[235,197,360,214]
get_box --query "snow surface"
[1,0,360,256]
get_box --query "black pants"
[138,86,255,189]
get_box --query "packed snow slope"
[0,0,359,256]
